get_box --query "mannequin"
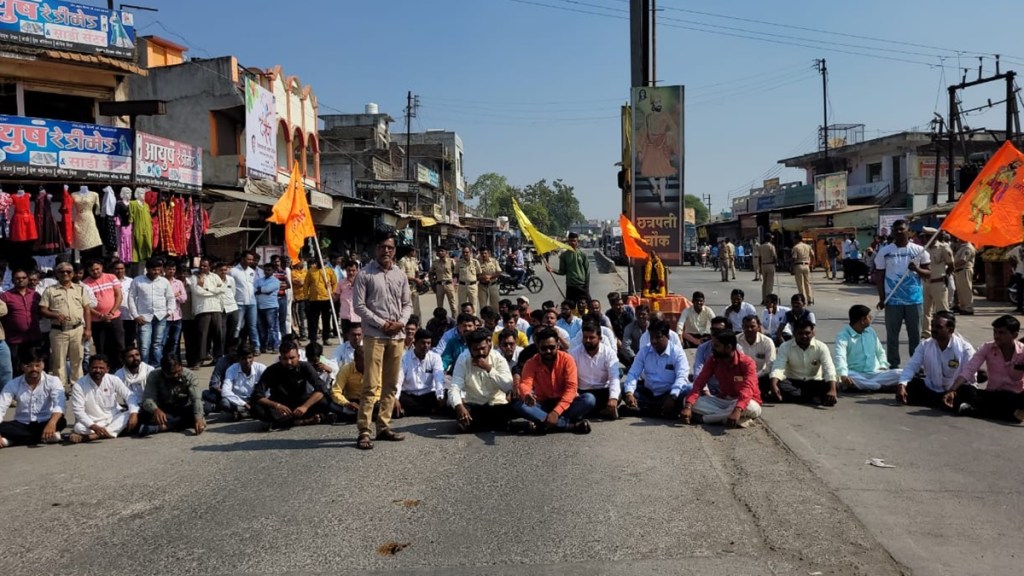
[10,186,38,242]
[0,187,12,239]
[115,187,133,263]
[72,185,101,250]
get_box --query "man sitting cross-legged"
[0,347,65,448]
[69,354,138,443]
[328,346,367,422]
[219,344,267,420]
[449,328,515,433]
[570,322,622,420]
[737,314,776,399]
[621,319,691,418]
[834,304,902,392]
[769,318,838,406]
[394,329,446,417]
[114,345,154,400]
[943,314,1024,423]
[895,311,976,408]
[681,331,762,428]
[691,316,731,394]
[514,327,595,434]
[251,339,331,430]
[138,356,207,436]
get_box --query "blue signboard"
[0,115,133,181]
[755,194,778,212]
[0,0,136,58]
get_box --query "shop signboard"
[878,213,908,237]
[135,131,202,192]
[0,0,136,58]
[0,114,132,180]
[245,78,277,179]
[814,171,848,210]
[355,180,416,196]
[756,193,778,212]
[631,84,685,264]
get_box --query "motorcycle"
[415,271,431,295]
[498,266,544,295]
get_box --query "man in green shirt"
[546,232,591,304]
[138,356,206,436]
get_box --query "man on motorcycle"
[511,246,528,288]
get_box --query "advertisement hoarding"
[0,0,136,58]
[814,171,848,211]
[631,85,684,264]
[135,131,202,192]
[245,78,277,179]
[0,114,131,180]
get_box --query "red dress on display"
[10,192,38,242]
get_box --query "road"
[3,250,1014,575]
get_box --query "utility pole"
[404,90,419,181]
[650,0,656,86]
[816,59,828,161]
[702,193,712,216]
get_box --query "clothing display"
[72,189,102,250]
[115,201,133,263]
[10,191,38,242]
[34,190,65,253]
[60,185,73,247]
[129,199,153,262]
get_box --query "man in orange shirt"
[514,327,595,434]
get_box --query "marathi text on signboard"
[245,78,277,180]
[0,114,131,181]
[134,131,202,192]
[631,85,685,264]
[0,0,136,58]
[814,171,848,211]
[355,180,416,196]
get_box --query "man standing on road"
[255,262,283,354]
[922,229,954,338]
[1,269,41,376]
[398,248,423,320]
[546,232,591,303]
[723,237,737,281]
[353,229,413,450]
[304,259,337,346]
[570,322,621,420]
[875,219,930,369]
[752,238,762,282]
[515,327,594,434]
[82,260,123,371]
[450,328,514,433]
[756,234,777,305]
[952,238,976,315]
[682,330,762,428]
[895,311,976,408]
[944,315,1024,423]
[834,305,902,392]
[790,233,814,304]
[769,319,837,406]
[456,248,481,314]
[230,251,260,352]
[138,356,206,436]
[128,258,175,367]
[250,339,329,429]
[621,319,690,418]
[431,247,457,317]
[39,262,92,393]
[334,260,360,337]
[477,248,502,311]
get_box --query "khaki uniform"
[752,241,762,280]
[456,257,482,312]
[40,282,90,391]
[477,257,502,310]
[953,242,976,313]
[791,241,814,303]
[722,242,736,281]
[757,242,778,305]
[923,241,954,337]
[399,255,421,319]
[430,256,456,315]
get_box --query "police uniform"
[477,257,502,310]
[791,240,813,304]
[757,241,777,305]
[40,282,90,392]
[399,255,422,319]
[430,255,456,315]
[456,256,482,312]
[923,240,954,337]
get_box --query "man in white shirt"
[723,288,757,334]
[737,315,776,400]
[677,291,715,348]
[69,354,138,443]
[874,219,930,368]
[330,323,363,367]
[128,257,175,367]
[395,329,446,417]
[115,345,154,400]
[219,344,267,420]
[760,293,790,344]
[111,261,136,348]
[570,322,621,420]
[230,250,260,352]
[896,310,976,408]
[189,258,227,364]
[450,328,514,433]
[0,348,65,447]
[496,329,523,378]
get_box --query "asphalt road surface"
[3,251,1014,575]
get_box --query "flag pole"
[881,228,940,307]
[543,251,566,299]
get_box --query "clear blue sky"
[132,0,1022,220]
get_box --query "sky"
[128,0,1023,220]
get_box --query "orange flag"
[941,140,1024,247]
[267,163,316,261]
[619,213,653,259]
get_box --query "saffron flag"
[512,197,570,255]
[267,163,316,261]
[941,140,1024,247]
[619,213,653,258]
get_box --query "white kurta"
[70,374,138,436]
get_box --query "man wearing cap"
[756,234,777,305]
[456,247,482,314]
[546,232,591,303]
[39,261,93,392]
[430,247,457,316]
[922,229,954,338]
[790,234,814,304]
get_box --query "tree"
[470,172,585,237]
[684,194,710,225]
[471,172,515,216]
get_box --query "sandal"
[375,429,406,442]
[356,433,374,450]
[572,420,592,435]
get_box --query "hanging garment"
[72,190,102,250]
[172,196,187,255]
[0,191,12,240]
[157,199,175,255]
[188,203,207,257]
[182,198,194,256]
[99,214,118,251]
[101,186,116,216]
[115,202,132,262]
[145,189,160,249]
[129,199,153,261]
[60,185,73,247]
[34,191,65,253]
[10,192,38,242]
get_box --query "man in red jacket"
[681,330,762,428]
[514,327,595,434]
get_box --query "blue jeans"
[236,304,260,350]
[163,319,182,360]
[513,395,596,429]
[884,303,921,369]
[829,258,838,278]
[258,307,280,351]
[277,298,290,339]
[137,319,168,366]
[0,340,12,388]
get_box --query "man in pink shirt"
[945,314,1024,423]
[334,260,361,337]
[681,330,762,428]
[82,260,123,370]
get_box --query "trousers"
[236,304,260,350]
[847,369,903,391]
[760,265,775,305]
[883,303,921,369]
[357,337,405,435]
[462,403,512,431]
[137,318,167,367]
[793,264,813,303]
[691,396,761,425]
[512,395,596,429]
[195,312,223,361]
[50,325,83,392]
[953,269,974,312]
[0,417,66,446]
[435,283,456,316]
[72,411,131,437]
[953,387,1024,422]
[306,300,333,344]
[778,379,834,405]
[921,281,949,338]
[457,284,478,312]
[91,320,125,370]
[905,378,951,409]
[478,282,500,311]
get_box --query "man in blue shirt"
[874,220,931,368]
[621,319,691,418]
[254,263,282,354]
[691,316,731,395]
[556,299,583,339]
[440,313,478,373]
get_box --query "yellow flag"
[267,163,316,261]
[512,197,570,254]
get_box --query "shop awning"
[44,49,148,76]
[205,226,263,238]
[808,205,879,217]
[204,187,278,207]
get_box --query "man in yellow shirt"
[329,347,365,422]
[290,260,308,341]
[304,259,338,345]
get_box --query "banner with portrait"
[631,85,684,264]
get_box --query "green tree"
[470,172,516,217]
[684,194,710,224]
[521,179,585,236]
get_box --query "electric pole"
[702,193,712,217]
[404,90,419,181]
[816,59,828,161]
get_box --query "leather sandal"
[375,429,406,442]
[356,433,374,450]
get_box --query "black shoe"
[572,420,592,434]
[507,420,537,435]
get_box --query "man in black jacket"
[251,339,330,429]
